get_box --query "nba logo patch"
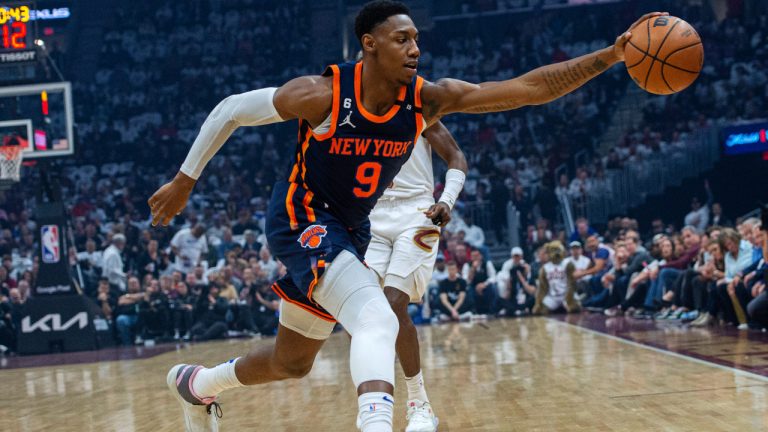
[41,225,60,263]
[298,225,328,249]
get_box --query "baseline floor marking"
[551,318,768,384]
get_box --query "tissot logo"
[21,312,89,333]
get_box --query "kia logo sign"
[21,312,89,333]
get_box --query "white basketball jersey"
[542,261,568,310]
[380,135,434,200]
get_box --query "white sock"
[191,357,245,399]
[404,370,429,402]
[357,392,394,432]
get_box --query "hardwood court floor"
[3,317,768,432]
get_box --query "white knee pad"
[312,250,400,388]
[340,292,399,388]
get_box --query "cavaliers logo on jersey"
[298,225,328,249]
[413,228,440,252]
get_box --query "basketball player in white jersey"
[366,122,466,432]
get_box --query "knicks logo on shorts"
[298,225,328,249]
[413,228,440,252]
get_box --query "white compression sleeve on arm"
[180,87,284,179]
[437,168,466,210]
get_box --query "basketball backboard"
[0,81,74,159]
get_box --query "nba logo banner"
[41,225,60,263]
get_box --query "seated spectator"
[624,235,674,317]
[746,217,768,327]
[247,280,279,336]
[95,278,117,321]
[569,217,597,244]
[0,265,16,295]
[190,284,229,342]
[705,228,753,327]
[647,226,701,315]
[217,228,239,260]
[573,234,612,300]
[496,247,530,316]
[137,239,164,279]
[583,241,629,310]
[603,234,651,316]
[437,261,473,321]
[139,279,169,340]
[527,220,554,252]
[462,249,497,315]
[748,220,765,264]
[690,239,727,326]
[115,276,145,345]
[258,247,278,282]
[171,223,208,275]
[709,202,731,227]
[564,241,591,287]
[0,287,25,353]
[720,224,766,329]
[232,209,259,236]
[444,242,471,270]
[427,254,448,316]
[214,271,239,305]
[242,229,262,259]
[169,281,196,340]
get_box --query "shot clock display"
[0,1,38,65]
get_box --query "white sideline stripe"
[551,318,768,384]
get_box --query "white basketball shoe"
[167,364,222,432]
[405,400,438,432]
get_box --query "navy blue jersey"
[286,61,425,229]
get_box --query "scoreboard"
[0,1,37,65]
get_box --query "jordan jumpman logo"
[339,111,356,128]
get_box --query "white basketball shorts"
[366,196,440,302]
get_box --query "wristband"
[437,169,466,210]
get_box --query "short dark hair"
[354,0,410,42]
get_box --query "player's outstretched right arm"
[420,12,667,123]
[148,76,332,226]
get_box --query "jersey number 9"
[352,162,381,198]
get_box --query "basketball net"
[0,145,24,182]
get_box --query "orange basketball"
[624,15,703,95]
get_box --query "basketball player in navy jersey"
[149,2,665,431]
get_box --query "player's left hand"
[148,172,196,227]
[613,11,668,62]
[425,202,451,227]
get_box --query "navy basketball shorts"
[266,181,371,322]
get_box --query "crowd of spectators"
[423,204,768,334]
[0,209,285,350]
[2,1,767,353]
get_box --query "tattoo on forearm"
[591,57,608,72]
[543,53,610,97]
[463,100,522,114]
